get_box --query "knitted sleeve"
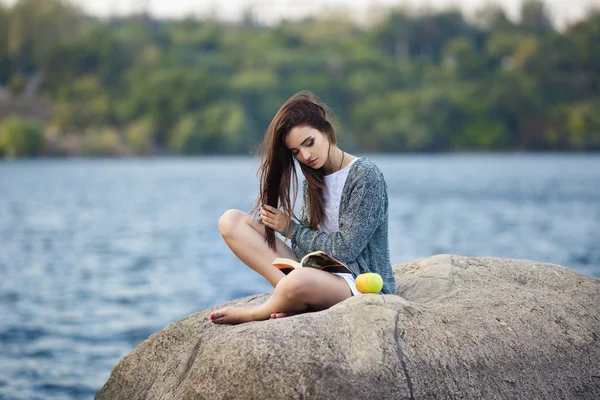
[286,166,385,264]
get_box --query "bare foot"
[210,307,265,325]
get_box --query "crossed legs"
[211,209,352,324]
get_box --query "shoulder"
[349,157,385,183]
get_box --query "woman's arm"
[286,168,386,263]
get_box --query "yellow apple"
[356,273,383,294]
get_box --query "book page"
[301,252,344,269]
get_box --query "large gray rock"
[96,255,600,399]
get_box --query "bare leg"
[211,268,352,324]
[219,209,298,287]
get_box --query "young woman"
[211,91,395,324]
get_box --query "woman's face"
[285,125,330,169]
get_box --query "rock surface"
[96,255,600,399]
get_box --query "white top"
[319,158,359,233]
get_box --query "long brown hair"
[251,91,337,252]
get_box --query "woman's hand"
[260,205,287,234]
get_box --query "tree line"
[0,0,599,156]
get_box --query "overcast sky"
[2,0,599,27]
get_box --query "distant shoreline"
[2,151,600,162]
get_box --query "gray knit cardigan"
[282,157,396,295]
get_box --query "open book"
[272,251,353,275]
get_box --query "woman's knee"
[218,209,246,239]
[276,269,314,302]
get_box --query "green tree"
[0,3,10,84]
[125,118,154,154]
[475,3,514,32]
[0,115,45,157]
[169,101,250,154]
[7,0,82,74]
[519,0,553,36]
[1,0,600,154]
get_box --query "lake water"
[1,154,599,399]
